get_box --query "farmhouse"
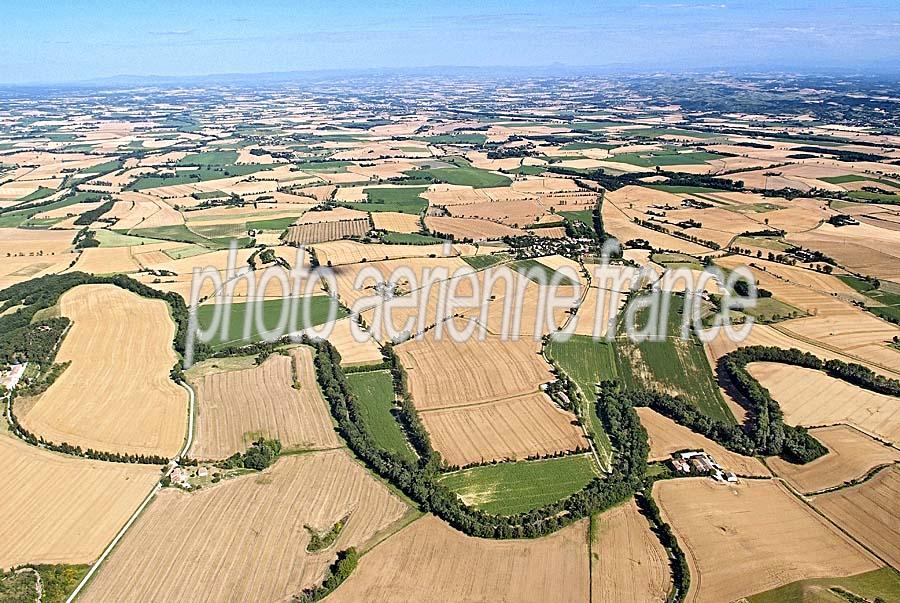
[670,451,738,483]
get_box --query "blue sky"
[2,0,899,83]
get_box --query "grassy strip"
[195,297,348,348]
[747,567,900,603]
[347,370,417,463]
[437,455,597,515]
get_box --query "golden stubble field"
[811,465,900,569]
[654,478,880,603]
[0,433,160,569]
[746,362,900,442]
[19,284,187,457]
[188,347,339,460]
[767,425,900,493]
[330,514,589,603]
[592,499,670,603]
[81,450,409,602]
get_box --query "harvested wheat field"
[283,218,370,245]
[420,392,587,466]
[19,284,187,457]
[329,514,589,603]
[811,465,900,569]
[69,246,141,274]
[767,425,900,493]
[0,227,73,256]
[703,323,899,380]
[0,433,160,569]
[654,478,879,603]
[302,317,382,366]
[747,362,900,442]
[396,329,552,409]
[371,211,422,233]
[188,348,339,459]
[637,407,769,476]
[312,240,454,266]
[592,499,670,603]
[80,450,409,603]
[789,222,900,281]
[425,216,524,241]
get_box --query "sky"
[2,0,899,84]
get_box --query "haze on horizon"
[2,0,900,85]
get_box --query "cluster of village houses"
[670,450,739,483]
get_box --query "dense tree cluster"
[293,548,359,602]
[220,438,282,470]
[73,200,114,225]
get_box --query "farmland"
[80,451,409,602]
[747,362,900,442]
[437,454,597,515]
[347,369,417,463]
[343,187,428,214]
[615,294,736,425]
[811,466,900,569]
[329,515,589,602]
[282,218,371,245]
[655,478,880,603]
[767,425,900,493]
[194,296,348,347]
[592,500,671,603]
[2,67,900,603]
[0,434,160,569]
[18,284,187,457]
[188,348,339,459]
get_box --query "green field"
[821,174,900,189]
[412,167,512,189]
[509,258,579,286]
[546,334,617,463]
[246,216,299,231]
[127,164,270,190]
[124,224,249,249]
[614,294,736,424]
[163,244,210,260]
[737,296,806,324]
[839,276,900,324]
[195,296,348,348]
[381,231,445,244]
[295,160,351,173]
[438,455,597,515]
[462,253,513,270]
[346,370,417,463]
[846,190,900,204]
[607,150,726,168]
[344,187,428,214]
[0,191,104,228]
[92,229,161,247]
[508,165,547,176]
[651,251,703,269]
[628,128,719,139]
[418,134,486,145]
[747,567,900,603]
[15,186,57,204]
[177,151,239,166]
